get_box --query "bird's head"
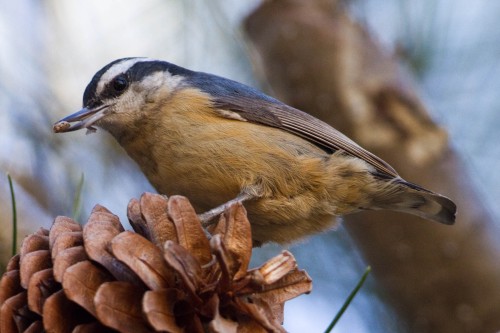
[53,57,190,134]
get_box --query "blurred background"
[1,0,499,332]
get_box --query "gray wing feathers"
[212,93,398,178]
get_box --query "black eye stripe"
[82,58,193,108]
[100,73,130,100]
[82,57,135,107]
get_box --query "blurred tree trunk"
[244,1,500,332]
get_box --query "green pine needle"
[324,266,372,333]
[72,173,85,222]
[7,174,17,256]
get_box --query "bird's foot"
[198,192,253,228]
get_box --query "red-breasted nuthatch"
[54,58,456,245]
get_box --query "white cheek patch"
[114,71,185,112]
[141,71,184,91]
[139,71,185,103]
[96,58,155,95]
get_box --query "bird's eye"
[112,75,128,92]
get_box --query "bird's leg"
[198,191,255,228]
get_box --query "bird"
[53,57,456,245]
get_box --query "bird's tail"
[372,179,456,225]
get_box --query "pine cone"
[0,193,312,332]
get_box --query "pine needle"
[324,266,372,333]
[7,174,17,256]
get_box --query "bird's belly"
[149,158,242,212]
[148,155,340,244]
[122,119,343,243]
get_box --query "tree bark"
[244,1,500,332]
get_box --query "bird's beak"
[53,105,109,133]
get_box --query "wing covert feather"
[188,70,398,178]
[212,94,398,178]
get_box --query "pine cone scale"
[94,281,152,333]
[62,260,113,317]
[0,193,312,332]
[53,246,88,282]
[167,196,212,265]
[19,250,51,289]
[142,289,185,333]
[27,268,58,315]
[137,193,178,247]
[111,231,175,290]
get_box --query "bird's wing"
[210,92,399,179]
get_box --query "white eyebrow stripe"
[96,58,155,95]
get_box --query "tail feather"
[373,180,456,225]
